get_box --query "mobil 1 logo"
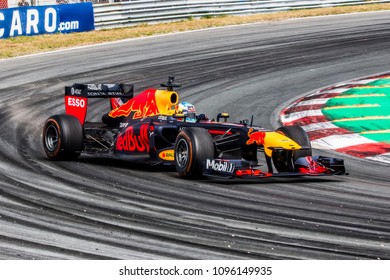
[204,159,235,177]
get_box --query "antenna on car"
[161,76,181,91]
[250,115,254,127]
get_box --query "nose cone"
[263,132,302,157]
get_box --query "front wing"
[203,156,347,179]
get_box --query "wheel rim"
[176,138,189,168]
[45,124,59,152]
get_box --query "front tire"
[42,114,83,160]
[174,127,215,179]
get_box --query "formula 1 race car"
[42,77,346,179]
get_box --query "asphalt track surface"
[0,11,390,260]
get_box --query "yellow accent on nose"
[263,132,301,157]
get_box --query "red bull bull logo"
[109,89,159,119]
[246,128,266,145]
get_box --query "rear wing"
[65,83,134,98]
[64,83,134,125]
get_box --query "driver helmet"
[175,102,197,123]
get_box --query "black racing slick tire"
[42,114,84,160]
[272,126,312,172]
[174,127,215,179]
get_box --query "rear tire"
[272,126,312,172]
[174,127,215,179]
[42,114,83,160]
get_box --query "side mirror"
[217,112,229,122]
[197,114,207,121]
[240,119,249,126]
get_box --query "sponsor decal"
[157,115,168,121]
[87,91,123,97]
[115,124,149,152]
[86,84,123,97]
[205,159,235,174]
[159,150,174,161]
[246,128,266,145]
[119,123,128,128]
[65,96,87,124]
[67,97,86,108]
[70,87,82,95]
[0,3,94,39]
[88,84,104,91]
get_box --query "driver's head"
[175,102,196,123]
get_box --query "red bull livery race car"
[42,77,346,179]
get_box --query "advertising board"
[0,2,94,39]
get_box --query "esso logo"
[67,97,86,108]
